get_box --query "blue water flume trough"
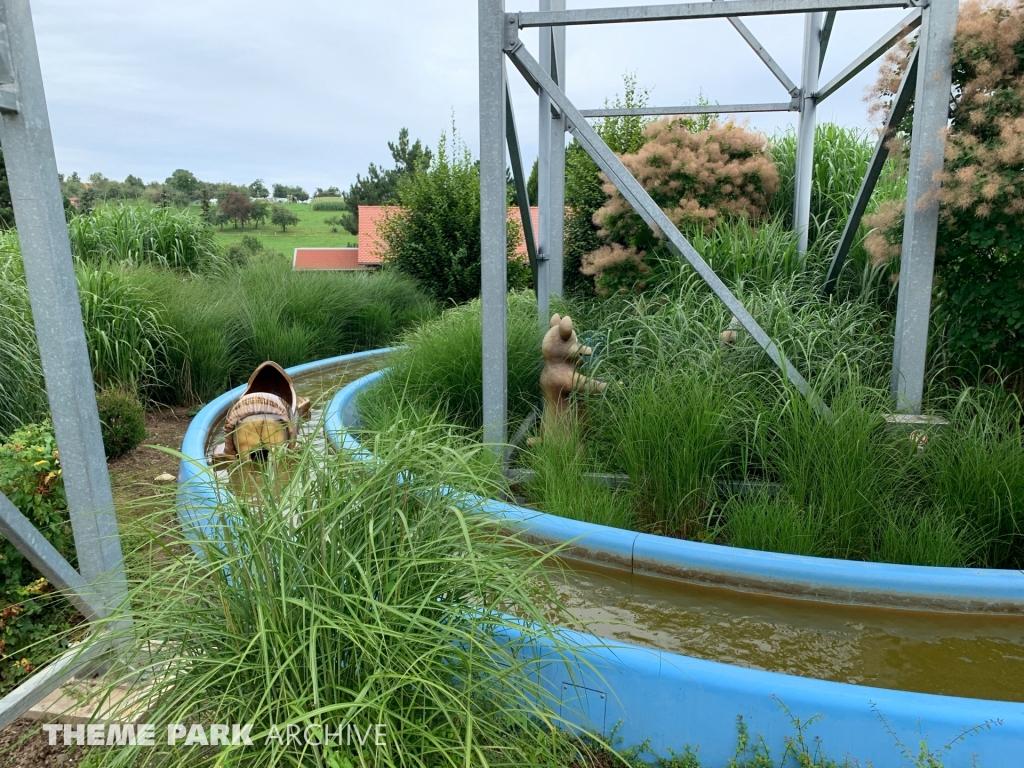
[179,350,1024,766]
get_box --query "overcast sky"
[31,1,909,192]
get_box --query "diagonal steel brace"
[506,41,829,417]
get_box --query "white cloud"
[31,0,910,190]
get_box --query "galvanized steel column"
[0,0,127,617]
[890,0,958,412]
[793,11,822,261]
[537,0,565,320]
[480,0,508,447]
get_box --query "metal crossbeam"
[504,81,539,291]
[0,634,111,731]
[823,46,918,294]
[580,101,796,117]
[0,0,133,727]
[0,0,128,619]
[819,10,836,69]
[507,41,829,417]
[515,0,912,28]
[0,494,104,622]
[816,8,921,102]
[714,0,799,96]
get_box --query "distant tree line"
[58,170,318,212]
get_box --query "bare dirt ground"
[0,408,194,768]
[107,406,194,510]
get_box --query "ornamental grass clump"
[68,204,222,273]
[81,426,601,768]
[582,119,778,294]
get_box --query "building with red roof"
[293,204,539,271]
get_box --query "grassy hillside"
[212,202,356,255]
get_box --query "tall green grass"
[130,258,436,405]
[68,204,222,272]
[360,291,543,434]
[0,235,435,430]
[768,123,909,301]
[82,427,602,768]
[0,234,46,435]
[76,262,177,395]
[362,262,1024,568]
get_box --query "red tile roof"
[293,248,363,271]
[506,206,539,260]
[357,204,539,265]
[357,206,391,265]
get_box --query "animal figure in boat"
[212,361,311,464]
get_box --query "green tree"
[271,204,300,232]
[342,127,432,217]
[219,192,252,229]
[248,178,269,198]
[337,210,357,235]
[527,158,538,204]
[250,199,269,228]
[165,169,200,201]
[380,127,520,303]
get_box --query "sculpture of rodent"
[534,314,609,443]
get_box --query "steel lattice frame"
[0,0,128,728]
[0,0,959,726]
[484,0,959,450]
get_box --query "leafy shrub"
[865,0,1024,374]
[96,388,147,459]
[0,421,76,693]
[380,127,521,304]
[68,204,222,272]
[309,196,347,211]
[583,119,778,293]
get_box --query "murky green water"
[203,355,1024,702]
[554,559,1024,701]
